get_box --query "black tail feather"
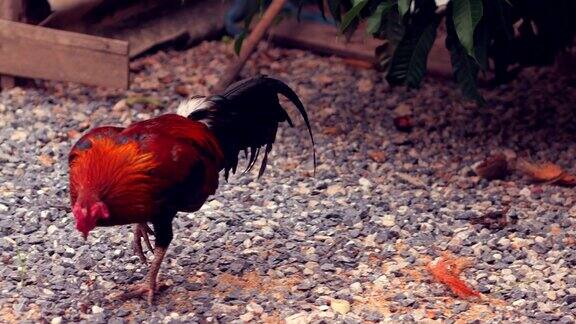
[187,76,315,179]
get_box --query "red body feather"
[69,114,223,231]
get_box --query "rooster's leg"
[132,223,154,263]
[121,219,173,305]
[119,246,167,304]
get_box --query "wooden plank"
[47,0,227,58]
[270,19,452,77]
[0,20,129,88]
[0,20,127,54]
[271,19,379,63]
[0,0,24,90]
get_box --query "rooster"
[68,76,314,303]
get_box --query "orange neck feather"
[70,137,158,217]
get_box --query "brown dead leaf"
[175,85,192,97]
[516,159,576,187]
[342,58,373,69]
[469,207,515,230]
[395,172,427,188]
[516,159,563,182]
[557,174,576,186]
[368,150,386,162]
[323,126,341,136]
[473,154,509,180]
[427,254,481,299]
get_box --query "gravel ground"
[0,40,575,323]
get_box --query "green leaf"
[234,31,247,55]
[398,0,411,18]
[340,0,368,33]
[385,8,405,47]
[375,6,405,70]
[452,0,483,58]
[366,1,394,35]
[446,13,485,105]
[386,16,441,88]
[474,20,489,70]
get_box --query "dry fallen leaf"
[516,159,563,182]
[469,208,515,230]
[557,174,576,186]
[395,172,427,188]
[175,85,192,97]
[368,150,386,162]
[516,159,575,187]
[427,254,481,299]
[342,58,373,69]
[323,126,341,136]
[473,154,509,180]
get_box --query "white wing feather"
[176,96,212,117]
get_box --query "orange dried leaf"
[428,256,481,299]
[368,150,386,162]
[323,126,341,136]
[516,159,563,182]
[473,154,509,180]
[175,85,192,97]
[556,174,576,187]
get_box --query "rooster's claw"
[132,223,154,263]
[117,282,163,305]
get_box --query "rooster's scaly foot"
[132,223,154,263]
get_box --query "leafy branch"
[239,0,576,104]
